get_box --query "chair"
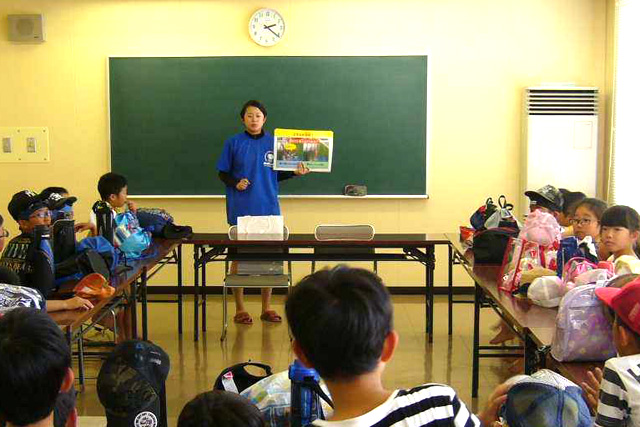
[221,225,292,341]
[311,224,377,273]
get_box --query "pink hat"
[595,279,640,335]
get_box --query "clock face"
[249,8,285,47]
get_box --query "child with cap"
[581,277,640,426]
[41,186,96,235]
[285,265,510,426]
[177,390,266,427]
[0,191,93,312]
[97,340,170,427]
[496,369,591,427]
[0,308,77,427]
[524,184,564,219]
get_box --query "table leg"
[202,250,207,332]
[141,267,148,341]
[78,325,85,388]
[426,245,435,343]
[524,333,536,374]
[131,277,138,339]
[177,245,183,335]
[193,245,200,342]
[448,244,453,336]
[472,282,481,398]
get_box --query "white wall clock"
[249,8,285,47]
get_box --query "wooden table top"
[50,239,180,332]
[185,232,450,247]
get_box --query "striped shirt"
[595,354,640,427]
[311,384,479,427]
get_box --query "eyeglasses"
[571,218,594,226]
[30,211,51,219]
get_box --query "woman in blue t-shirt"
[217,100,309,324]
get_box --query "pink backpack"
[550,283,616,362]
[561,257,597,291]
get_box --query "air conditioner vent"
[526,88,598,115]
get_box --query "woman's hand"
[295,162,310,176]
[236,178,250,191]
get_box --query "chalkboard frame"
[107,55,430,198]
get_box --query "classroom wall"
[0,0,607,288]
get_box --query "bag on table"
[483,195,520,230]
[136,207,193,239]
[114,212,152,259]
[498,238,543,293]
[550,283,616,362]
[561,257,598,293]
[473,227,520,265]
[470,197,498,231]
[518,210,562,248]
[237,215,284,241]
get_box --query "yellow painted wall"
[0,0,607,287]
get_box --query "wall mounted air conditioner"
[521,86,599,212]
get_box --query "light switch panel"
[0,127,49,163]
[2,137,11,153]
[26,137,37,152]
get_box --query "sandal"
[234,311,253,325]
[260,310,282,323]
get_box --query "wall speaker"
[8,14,46,43]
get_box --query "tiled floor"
[76,294,518,420]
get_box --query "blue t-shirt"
[217,131,280,225]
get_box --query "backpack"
[114,212,152,259]
[550,283,617,362]
[136,208,193,239]
[470,198,498,231]
[77,236,119,273]
[473,227,520,265]
[0,283,46,314]
[213,362,273,394]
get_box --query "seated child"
[285,265,509,426]
[40,186,95,235]
[90,172,137,231]
[0,308,77,427]
[570,198,609,260]
[0,191,92,312]
[558,188,587,229]
[524,184,564,219]
[178,390,266,427]
[582,278,640,426]
[600,205,640,262]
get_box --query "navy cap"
[525,185,564,212]
[97,340,170,427]
[7,190,47,221]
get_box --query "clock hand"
[264,26,281,38]
[263,23,277,29]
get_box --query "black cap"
[97,340,170,427]
[7,190,47,221]
[42,192,77,211]
[524,185,564,212]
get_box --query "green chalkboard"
[109,56,428,196]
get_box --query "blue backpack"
[77,236,119,273]
[137,208,193,239]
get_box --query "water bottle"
[289,359,323,427]
[92,201,114,245]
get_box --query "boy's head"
[7,190,51,233]
[97,340,170,427]
[240,100,267,136]
[98,173,128,208]
[525,185,563,217]
[0,308,74,426]
[177,390,265,427]
[600,205,640,256]
[285,266,396,381]
[41,189,77,222]
[596,278,640,356]
[558,189,586,227]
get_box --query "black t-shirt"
[0,232,55,298]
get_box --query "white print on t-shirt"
[264,151,274,168]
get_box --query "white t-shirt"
[595,354,640,427]
[312,383,479,427]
